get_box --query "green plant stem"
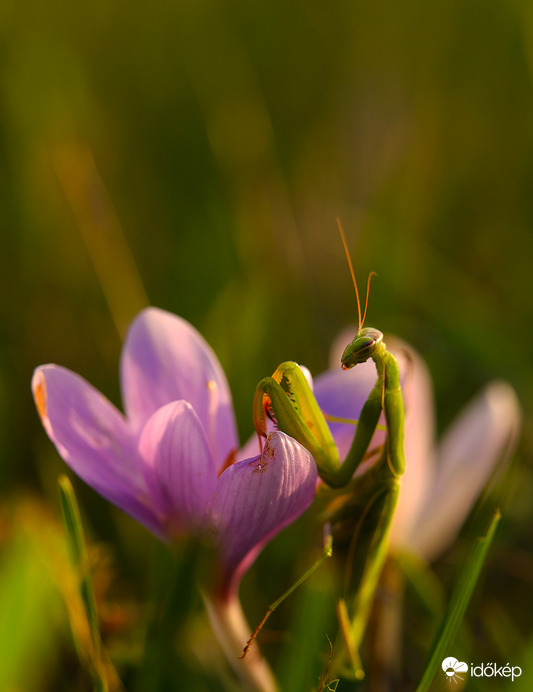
[203,593,279,692]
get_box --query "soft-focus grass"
[1,0,532,689]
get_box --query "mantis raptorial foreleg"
[254,336,404,487]
[253,361,341,483]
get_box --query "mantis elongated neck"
[371,342,405,477]
[371,341,400,389]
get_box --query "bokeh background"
[1,0,533,690]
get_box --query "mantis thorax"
[341,327,384,369]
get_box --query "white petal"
[411,381,521,560]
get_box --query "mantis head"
[341,327,383,369]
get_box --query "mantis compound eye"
[341,328,384,369]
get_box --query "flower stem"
[203,593,279,692]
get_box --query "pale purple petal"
[387,339,436,548]
[411,381,521,560]
[139,401,217,535]
[32,365,162,535]
[209,432,317,595]
[120,307,239,470]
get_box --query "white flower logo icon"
[442,657,468,683]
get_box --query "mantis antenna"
[336,218,377,332]
[336,218,362,331]
[361,271,377,327]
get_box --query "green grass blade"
[58,474,109,692]
[415,508,501,692]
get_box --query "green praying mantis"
[246,222,405,678]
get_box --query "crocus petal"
[120,307,239,470]
[209,432,317,595]
[32,365,162,535]
[387,339,436,549]
[410,381,521,561]
[139,400,217,535]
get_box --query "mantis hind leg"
[330,477,400,678]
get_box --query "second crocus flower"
[314,328,521,561]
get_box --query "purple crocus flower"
[313,328,522,561]
[32,307,317,597]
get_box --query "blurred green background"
[2,0,533,690]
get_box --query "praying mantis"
[250,222,405,677]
